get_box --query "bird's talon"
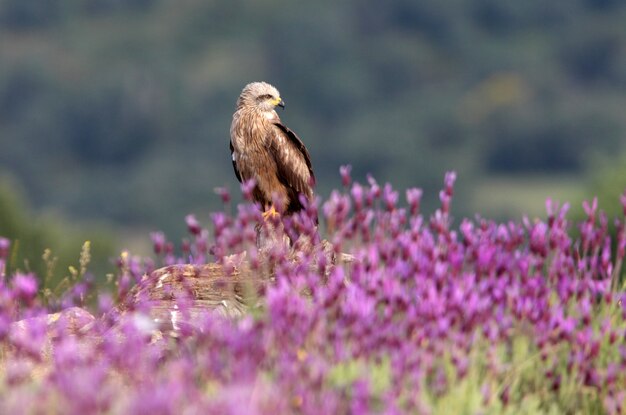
[262,206,280,221]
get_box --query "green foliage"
[572,152,626,285]
[586,153,626,220]
[0,176,117,291]
[0,1,625,233]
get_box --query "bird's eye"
[258,94,273,101]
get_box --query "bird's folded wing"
[268,123,315,194]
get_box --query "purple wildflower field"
[1,170,626,414]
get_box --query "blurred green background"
[1,0,625,278]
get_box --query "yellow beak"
[273,97,285,109]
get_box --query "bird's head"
[237,82,285,112]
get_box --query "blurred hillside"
[1,0,625,247]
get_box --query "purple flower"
[444,171,457,195]
[240,178,256,201]
[383,183,399,211]
[214,186,231,204]
[529,221,548,257]
[366,174,381,205]
[406,187,423,217]
[210,212,230,238]
[0,171,625,412]
[0,237,10,259]
[98,293,114,314]
[351,183,364,211]
[150,232,166,255]
[339,165,352,187]
[583,197,598,218]
[185,214,201,236]
[12,273,38,302]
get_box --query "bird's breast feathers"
[263,111,279,121]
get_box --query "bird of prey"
[230,82,315,220]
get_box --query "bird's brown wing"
[230,141,243,183]
[267,122,315,211]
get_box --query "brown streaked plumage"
[230,82,315,216]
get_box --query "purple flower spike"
[98,293,114,314]
[0,237,10,259]
[383,183,399,211]
[340,165,352,187]
[1,170,625,412]
[582,197,598,219]
[406,188,423,216]
[444,171,457,196]
[214,186,231,204]
[12,273,38,303]
[185,214,202,236]
[351,183,364,210]
[529,221,548,257]
[150,232,166,255]
[241,178,257,201]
